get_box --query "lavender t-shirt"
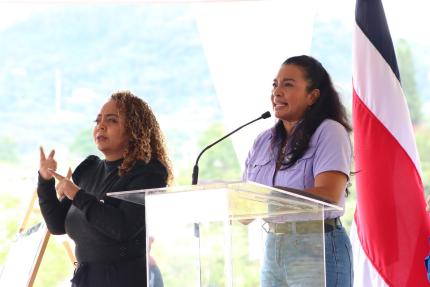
[243,119,352,219]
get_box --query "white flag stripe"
[352,24,421,174]
[350,222,389,287]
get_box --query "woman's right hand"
[39,146,57,180]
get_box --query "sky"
[0,0,428,107]
[0,0,429,162]
[0,0,428,43]
[316,0,429,46]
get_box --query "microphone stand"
[190,111,271,287]
[191,111,271,185]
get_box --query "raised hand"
[56,168,73,199]
[39,147,57,180]
[49,168,80,200]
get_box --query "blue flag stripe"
[355,0,400,82]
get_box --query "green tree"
[34,239,73,287]
[197,123,241,182]
[0,137,20,164]
[0,192,72,287]
[69,127,100,157]
[415,126,430,195]
[0,193,21,264]
[396,38,423,124]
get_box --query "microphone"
[191,111,271,185]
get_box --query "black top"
[37,155,168,263]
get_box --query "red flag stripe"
[351,0,430,286]
[353,88,428,286]
[352,1,430,286]
[350,223,388,286]
[352,24,420,173]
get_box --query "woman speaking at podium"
[243,55,353,286]
[37,91,172,287]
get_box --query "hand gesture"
[49,168,80,201]
[39,147,57,180]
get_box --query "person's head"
[272,55,350,132]
[93,91,173,183]
[271,59,320,125]
[272,55,351,168]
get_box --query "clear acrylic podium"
[108,181,342,287]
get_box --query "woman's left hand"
[48,168,80,200]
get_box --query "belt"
[265,217,342,234]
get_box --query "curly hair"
[110,91,173,184]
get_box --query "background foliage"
[0,4,429,286]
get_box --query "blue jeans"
[261,226,353,287]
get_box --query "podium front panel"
[108,181,342,287]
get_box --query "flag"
[350,0,430,286]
